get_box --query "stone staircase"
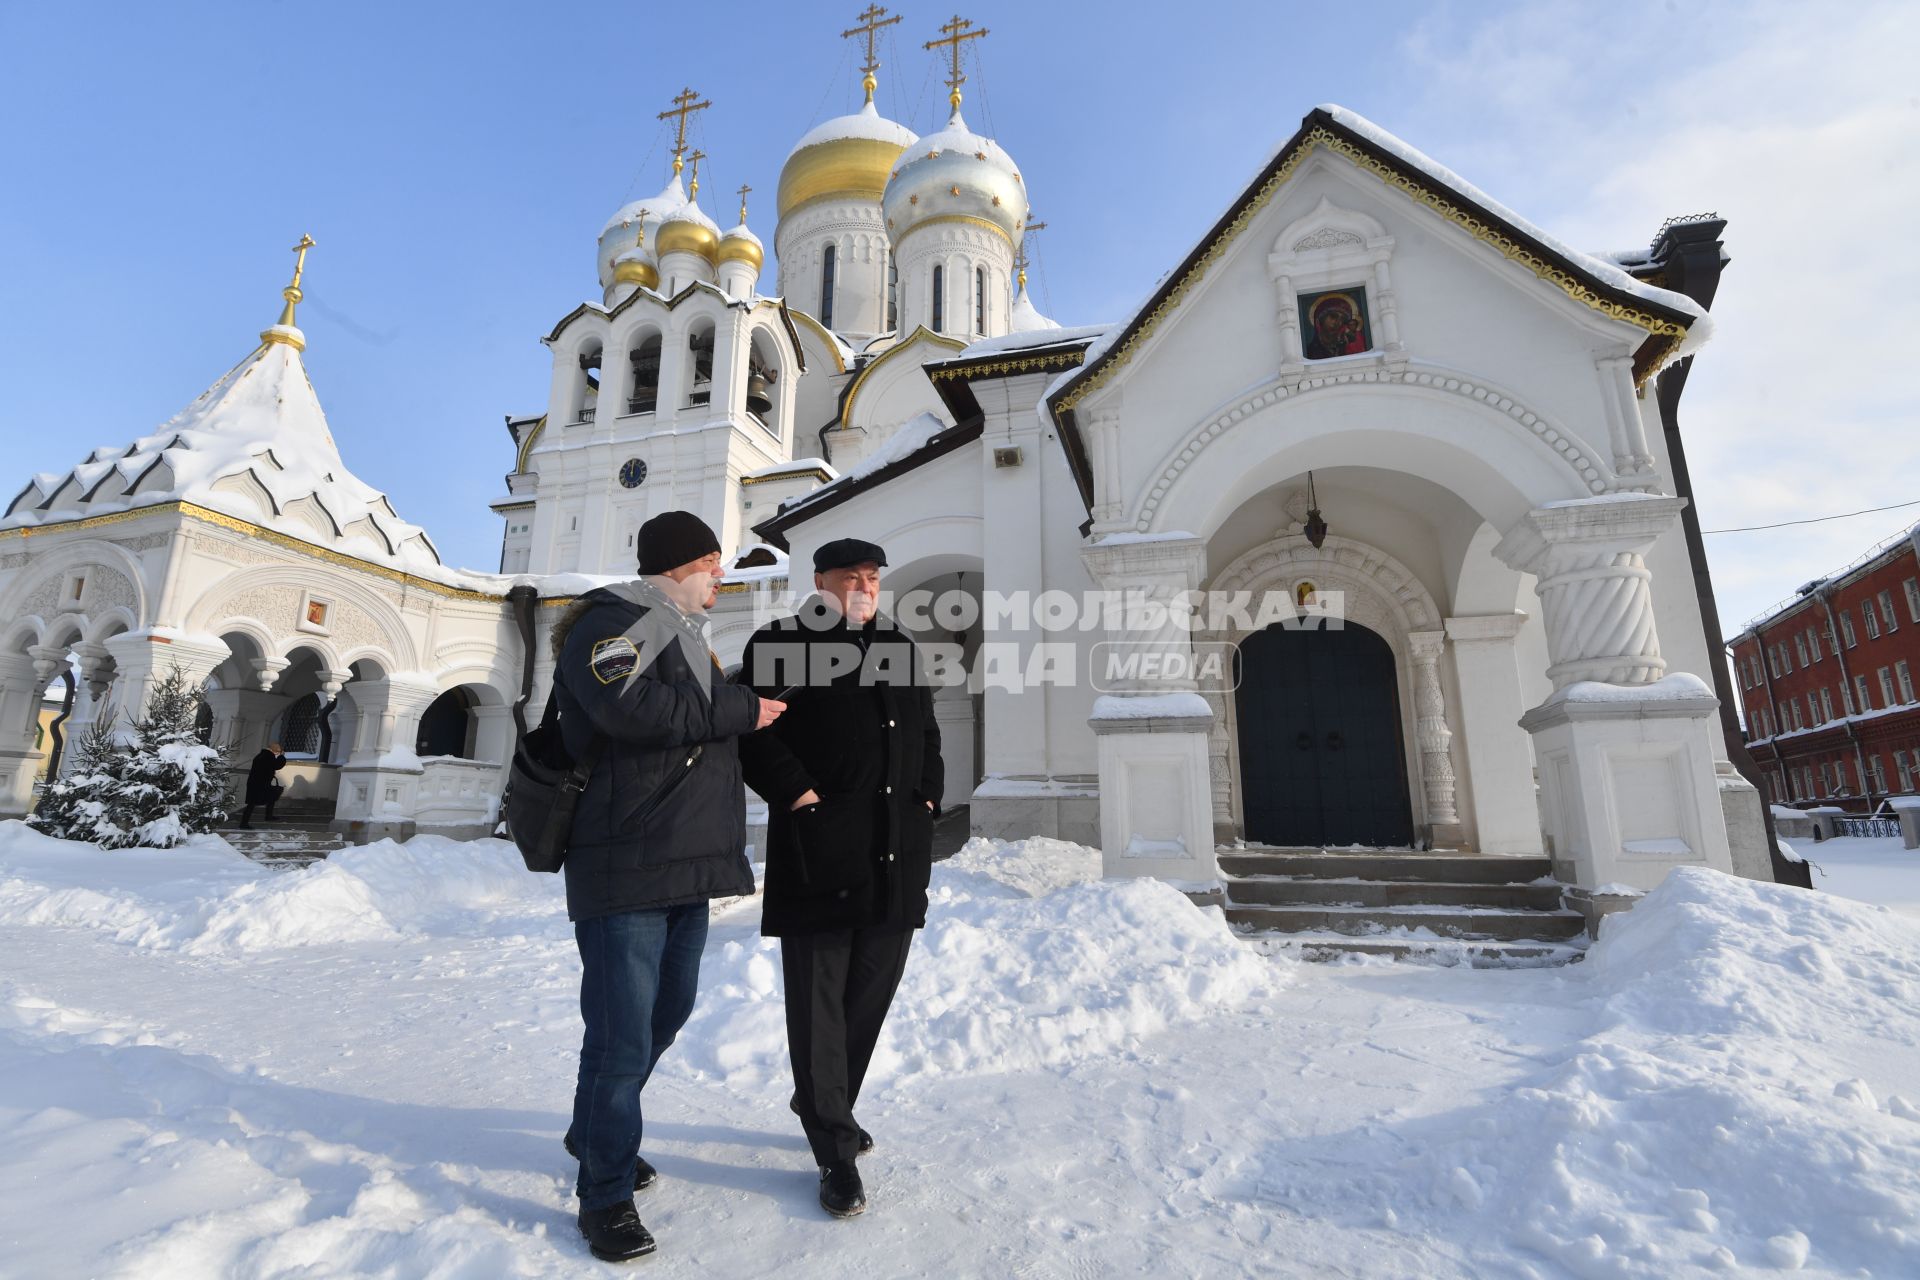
[1219,846,1587,967]
[215,798,347,868]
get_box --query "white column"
[1407,629,1463,847]
[1081,533,1218,883]
[100,631,230,743]
[0,652,48,817]
[1495,495,1733,923]
[332,678,439,842]
[1444,612,1539,855]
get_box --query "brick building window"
[1794,634,1808,666]
[1866,607,1882,640]
[1880,667,1897,706]
[1900,752,1916,792]
[1856,674,1872,712]
[1810,628,1823,661]
[1820,688,1835,721]
[1871,756,1888,792]
[1905,577,1920,624]
[1840,609,1858,647]
[1879,590,1899,632]
[1900,660,1915,703]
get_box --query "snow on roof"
[600,175,689,240]
[722,222,763,248]
[909,109,1019,177]
[2,333,448,576]
[778,412,953,515]
[742,457,838,481]
[1008,286,1063,335]
[957,322,1111,363]
[787,100,918,159]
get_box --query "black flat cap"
[813,537,888,573]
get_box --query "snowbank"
[1360,868,1920,1277]
[678,836,1276,1089]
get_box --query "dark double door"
[1234,620,1414,848]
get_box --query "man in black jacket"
[550,510,785,1262]
[238,742,285,828]
[737,537,942,1219]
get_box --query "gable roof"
[1048,104,1708,424]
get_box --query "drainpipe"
[507,583,539,741]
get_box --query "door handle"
[1296,731,1314,751]
[1326,731,1343,752]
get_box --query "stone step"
[1222,902,1586,942]
[1225,876,1564,911]
[1248,933,1587,969]
[1218,849,1552,884]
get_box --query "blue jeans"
[568,902,709,1210]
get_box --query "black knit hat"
[637,510,722,575]
[813,537,888,573]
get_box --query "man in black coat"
[550,510,785,1262]
[737,537,942,1219]
[238,742,285,828]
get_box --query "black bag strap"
[543,675,608,794]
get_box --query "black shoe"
[577,1200,656,1262]
[858,1128,874,1154]
[819,1160,866,1218]
[565,1134,659,1193]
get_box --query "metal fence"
[1836,816,1901,839]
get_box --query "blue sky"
[2,0,1914,633]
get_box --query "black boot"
[565,1133,659,1192]
[819,1160,866,1218]
[858,1127,874,1154]
[578,1200,656,1261]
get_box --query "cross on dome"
[842,4,902,105]
[924,14,987,115]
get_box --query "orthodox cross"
[657,88,711,177]
[1015,218,1045,290]
[686,148,706,201]
[924,14,987,113]
[272,233,317,330]
[736,183,752,224]
[842,4,902,104]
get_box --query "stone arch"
[188,565,419,672]
[0,538,152,633]
[1201,533,1446,840]
[1134,366,1610,538]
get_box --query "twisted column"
[1494,495,1687,691]
[1408,630,1458,827]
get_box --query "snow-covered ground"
[3,823,1919,1278]
[1797,833,1920,919]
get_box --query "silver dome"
[881,112,1028,250]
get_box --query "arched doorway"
[1235,619,1414,848]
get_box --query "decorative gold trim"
[838,326,967,429]
[3,501,510,603]
[1055,126,1690,412]
[740,468,834,486]
[896,212,1013,248]
[491,501,535,512]
[514,414,549,474]
[786,310,848,373]
[928,348,1085,383]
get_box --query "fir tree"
[26,715,124,844]
[28,666,230,849]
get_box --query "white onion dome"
[1010,282,1060,332]
[881,109,1028,249]
[777,101,918,220]
[717,221,764,271]
[655,199,722,263]
[597,176,688,288]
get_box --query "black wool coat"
[244,749,285,804]
[737,599,943,937]
[552,581,761,922]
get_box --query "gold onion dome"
[880,108,1027,248]
[778,101,918,220]
[718,222,764,271]
[655,201,721,261]
[597,177,690,287]
[612,244,660,291]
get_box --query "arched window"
[886,249,898,332]
[931,264,944,333]
[280,692,323,756]
[416,688,476,759]
[819,243,837,331]
[627,334,662,414]
[975,266,986,333]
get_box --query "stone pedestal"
[1497,495,1734,900]
[1090,697,1218,885]
[330,678,439,844]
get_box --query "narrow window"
[1871,755,1888,792]
[931,264,944,333]
[1866,606,1882,640]
[976,266,986,332]
[1900,660,1915,703]
[1880,667,1896,705]
[1880,589,1899,631]
[1905,577,1920,624]
[1794,634,1807,666]
[1856,674,1872,712]
[886,250,898,332]
[1840,609,1857,647]
[820,244,837,331]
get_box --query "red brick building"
[1729,526,1920,812]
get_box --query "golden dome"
[612,252,659,290]
[717,227,764,272]
[655,210,719,261]
[777,102,918,220]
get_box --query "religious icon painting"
[1298,288,1372,360]
[297,594,332,635]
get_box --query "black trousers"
[781,924,913,1166]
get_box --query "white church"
[0,12,1789,941]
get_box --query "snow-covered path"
[3,825,1918,1278]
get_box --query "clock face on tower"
[618,458,648,489]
